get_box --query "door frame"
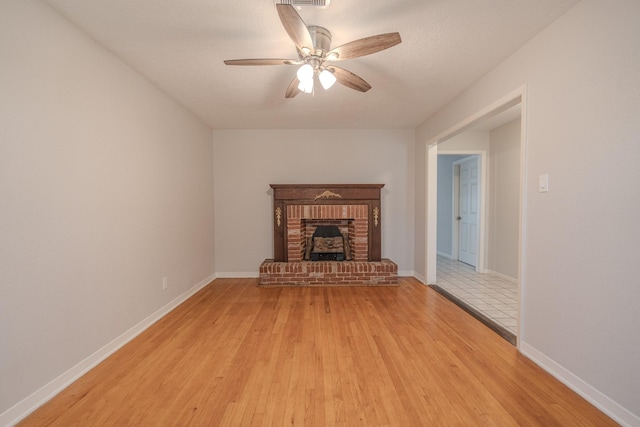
[424,85,527,345]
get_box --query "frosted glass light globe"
[319,69,336,89]
[296,64,314,81]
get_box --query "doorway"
[436,153,485,271]
[426,91,525,345]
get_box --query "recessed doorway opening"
[424,88,526,346]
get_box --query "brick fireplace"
[259,184,398,286]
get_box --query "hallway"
[433,256,518,344]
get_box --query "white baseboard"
[413,272,427,285]
[215,271,260,278]
[436,251,454,260]
[0,273,216,427]
[520,342,640,427]
[486,269,518,284]
[398,270,414,277]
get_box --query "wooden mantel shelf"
[270,184,384,200]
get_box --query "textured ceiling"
[44,0,579,129]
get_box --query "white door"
[457,156,479,267]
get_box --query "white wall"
[488,119,521,279]
[0,0,215,421]
[415,0,640,423]
[212,129,415,276]
[439,130,491,151]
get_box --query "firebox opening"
[303,224,353,261]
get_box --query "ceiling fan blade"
[327,33,401,61]
[285,77,301,98]
[329,66,372,92]
[276,4,314,53]
[224,58,299,66]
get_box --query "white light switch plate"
[539,174,549,193]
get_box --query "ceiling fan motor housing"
[308,26,332,53]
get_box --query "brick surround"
[286,204,368,262]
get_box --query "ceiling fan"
[224,4,401,98]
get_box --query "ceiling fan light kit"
[296,63,314,81]
[318,69,336,89]
[297,64,314,93]
[223,4,401,98]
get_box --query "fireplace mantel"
[270,184,384,262]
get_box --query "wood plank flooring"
[20,278,616,426]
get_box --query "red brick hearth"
[260,184,398,286]
[259,259,398,286]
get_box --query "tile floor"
[435,256,519,337]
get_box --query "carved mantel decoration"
[314,190,342,200]
[275,207,282,227]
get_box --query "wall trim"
[437,251,454,260]
[486,269,518,284]
[215,271,260,278]
[0,273,216,427]
[520,342,639,427]
[412,273,427,285]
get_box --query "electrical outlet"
[162,277,168,290]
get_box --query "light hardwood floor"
[20,278,615,426]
